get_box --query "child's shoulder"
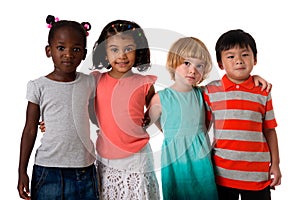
[133,73,157,81]
[202,80,223,93]
[76,72,94,82]
[130,73,157,85]
[206,79,222,87]
[89,70,102,77]
[27,76,49,87]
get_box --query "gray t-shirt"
[26,72,96,168]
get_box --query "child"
[92,20,160,199]
[17,15,99,200]
[203,29,281,200]
[147,37,219,200]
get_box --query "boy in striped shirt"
[203,29,281,200]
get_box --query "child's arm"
[18,102,40,199]
[143,84,156,128]
[263,128,282,188]
[145,85,155,107]
[252,75,272,92]
[143,93,162,131]
[200,86,213,131]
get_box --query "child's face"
[219,45,257,84]
[174,57,204,86]
[45,27,86,74]
[106,34,136,78]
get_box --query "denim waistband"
[34,164,95,176]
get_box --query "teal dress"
[159,87,218,200]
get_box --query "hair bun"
[46,15,55,25]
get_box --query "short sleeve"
[26,80,40,105]
[263,92,277,129]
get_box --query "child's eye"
[57,46,65,51]
[110,48,119,53]
[242,53,249,57]
[196,64,204,69]
[227,56,234,59]
[124,47,135,53]
[184,61,191,66]
[73,48,81,52]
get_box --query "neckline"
[42,72,80,84]
[107,70,134,80]
[168,87,194,94]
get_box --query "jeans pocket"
[31,165,48,200]
[31,165,48,193]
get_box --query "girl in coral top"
[91,20,159,200]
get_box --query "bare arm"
[144,93,162,131]
[18,102,40,199]
[263,128,282,187]
[145,84,155,108]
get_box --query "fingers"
[254,78,260,87]
[39,121,46,132]
[142,117,151,129]
[266,83,272,92]
[259,82,272,92]
[258,81,267,90]
[270,173,282,187]
[18,184,30,199]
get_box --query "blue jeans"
[31,164,99,200]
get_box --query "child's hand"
[253,75,272,92]
[18,173,30,199]
[269,164,282,189]
[142,114,151,129]
[39,121,46,132]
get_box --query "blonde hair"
[166,37,212,80]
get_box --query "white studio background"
[1,0,298,199]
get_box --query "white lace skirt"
[96,144,160,200]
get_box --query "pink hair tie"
[83,23,91,36]
[84,24,90,30]
[47,16,59,28]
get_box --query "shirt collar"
[222,75,255,90]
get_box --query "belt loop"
[59,168,64,200]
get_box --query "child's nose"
[236,56,244,64]
[64,49,73,58]
[118,51,127,59]
[189,65,196,73]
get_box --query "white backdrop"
[1,0,299,199]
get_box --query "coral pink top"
[94,72,156,159]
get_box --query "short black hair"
[215,29,257,63]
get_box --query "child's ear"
[254,58,257,65]
[45,45,51,58]
[82,49,87,60]
[218,62,224,70]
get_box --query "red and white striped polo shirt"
[203,75,277,190]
